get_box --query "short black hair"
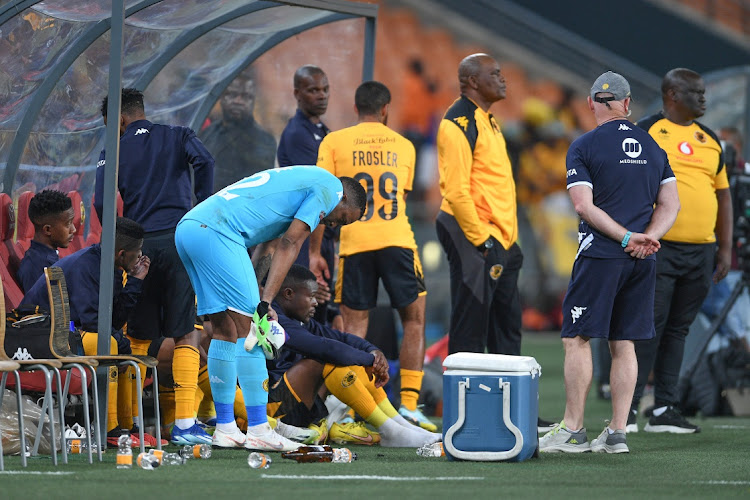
[355,81,391,116]
[339,176,367,219]
[101,88,144,118]
[28,190,72,227]
[115,217,144,252]
[293,65,326,89]
[279,264,317,295]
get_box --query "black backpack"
[5,305,84,361]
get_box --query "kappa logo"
[618,123,631,131]
[658,128,669,135]
[12,347,33,360]
[134,128,149,135]
[453,116,469,131]
[209,375,225,384]
[571,306,587,324]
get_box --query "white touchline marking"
[713,425,749,429]
[261,474,483,481]
[694,481,750,485]
[0,471,74,475]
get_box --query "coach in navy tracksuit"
[539,72,680,455]
[94,88,214,444]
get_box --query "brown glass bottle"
[281,445,356,463]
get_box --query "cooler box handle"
[444,379,524,461]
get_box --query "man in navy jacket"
[95,88,214,445]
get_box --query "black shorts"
[127,229,196,340]
[561,257,656,341]
[335,247,426,310]
[267,374,327,428]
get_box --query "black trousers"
[436,211,523,355]
[632,241,715,410]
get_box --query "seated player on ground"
[17,189,76,292]
[266,265,441,447]
[22,217,162,446]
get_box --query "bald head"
[661,68,701,96]
[661,67,706,123]
[458,53,492,90]
[457,53,505,111]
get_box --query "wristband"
[621,231,632,248]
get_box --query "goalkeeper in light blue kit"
[175,166,366,451]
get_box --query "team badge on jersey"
[263,378,269,392]
[341,370,357,388]
[489,264,504,280]
[694,131,706,143]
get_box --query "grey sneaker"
[626,409,638,433]
[539,421,591,453]
[590,428,629,453]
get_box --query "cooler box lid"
[443,352,541,375]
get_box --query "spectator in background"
[201,72,276,191]
[17,190,75,292]
[400,58,438,204]
[277,65,337,326]
[631,68,732,434]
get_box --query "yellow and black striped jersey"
[437,96,518,249]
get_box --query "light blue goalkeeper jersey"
[181,165,343,247]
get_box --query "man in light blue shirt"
[175,165,365,452]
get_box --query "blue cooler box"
[442,353,541,462]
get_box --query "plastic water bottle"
[247,452,272,469]
[331,448,356,463]
[116,434,133,468]
[137,452,160,470]
[416,442,444,457]
[67,439,87,454]
[181,444,212,459]
[162,452,185,465]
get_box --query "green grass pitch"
[2,333,749,499]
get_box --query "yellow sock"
[195,366,216,421]
[173,345,200,421]
[159,385,175,428]
[323,364,388,428]
[117,367,134,430]
[399,368,424,411]
[234,386,247,431]
[81,331,119,432]
[126,336,151,419]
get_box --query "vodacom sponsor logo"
[678,141,694,155]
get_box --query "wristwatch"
[477,238,494,253]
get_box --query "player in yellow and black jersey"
[629,68,733,434]
[315,81,435,431]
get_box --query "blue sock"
[207,340,237,425]
[235,339,268,428]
